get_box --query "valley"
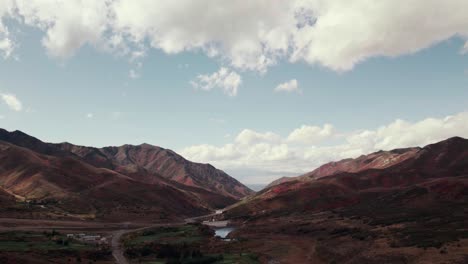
[0,129,467,263]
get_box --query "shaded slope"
[266,147,421,188]
[0,128,252,210]
[0,140,210,220]
[97,144,253,199]
[56,141,253,200]
[227,137,468,218]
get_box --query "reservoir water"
[214,227,235,238]
[203,220,236,239]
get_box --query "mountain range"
[0,128,253,220]
[226,136,468,218]
[1,128,467,229]
[218,137,468,263]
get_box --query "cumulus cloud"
[181,112,468,183]
[0,93,22,111]
[0,2,14,58]
[14,0,111,58]
[235,129,281,145]
[1,1,468,72]
[274,79,301,94]
[287,124,334,144]
[191,67,241,96]
[0,31,13,58]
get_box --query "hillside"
[266,147,421,188]
[226,137,468,218]
[220,137,468,263]
[0,128,253,220]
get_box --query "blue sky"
[1,1,468,185]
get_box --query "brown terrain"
[1,129,468,263]
[0,128,253,221]
[218,137,468,263]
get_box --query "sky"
[0,0,468,185]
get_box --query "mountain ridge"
[226,136,468,218]
[0,128,253,220]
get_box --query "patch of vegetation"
[338,191,468,249]
[123,224,259,264]
[124,224,212,261]
[213,253,259,264]
[124,224,212,247]
[0,231,90,251]
[0,230,111,261]
[328,227,376,241]
[391,224,468,249]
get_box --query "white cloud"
[129,69,140,79]
[287,124,334,144]
[181,112,468,184]
[0,35,13,59]
[191,67,241,96]
[1,1,468,72]
[274,79,301,94]
[0,93,22,111]
[86,113,93,119]
[235,129,281,145]
[461,41,468,54]
[0,1,14,58]
[13,0,111,59]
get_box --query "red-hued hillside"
[54,142,253,199]
[56,143,253,200]
[97,144,253,199]
[226,137,468,218]
[305,147,421,179]
[266,147,421,188]
[0,140,211,220]
[0,128,253,219]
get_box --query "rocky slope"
[53,142,252,200]
[226,137,468,218]
[221,137,468,263]
[0,140,211,220]
[0,128,253,220]
[266,146,421,188]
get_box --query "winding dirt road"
[110,211,223,264]
[111,230,129,264]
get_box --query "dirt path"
[111,229,129,264]
[110,222,184,264]
[110,210,224,264]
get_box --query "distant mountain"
[0,128,253,220]
[226,137,468,218]
[265,176,296,188]
[266,147,421,188]
[60,143,252,199]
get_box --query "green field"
[123,224,259,264]
[0,231,94,252]
[212,253,259,264]
[0,230,113,263]
[125,225,207,246]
